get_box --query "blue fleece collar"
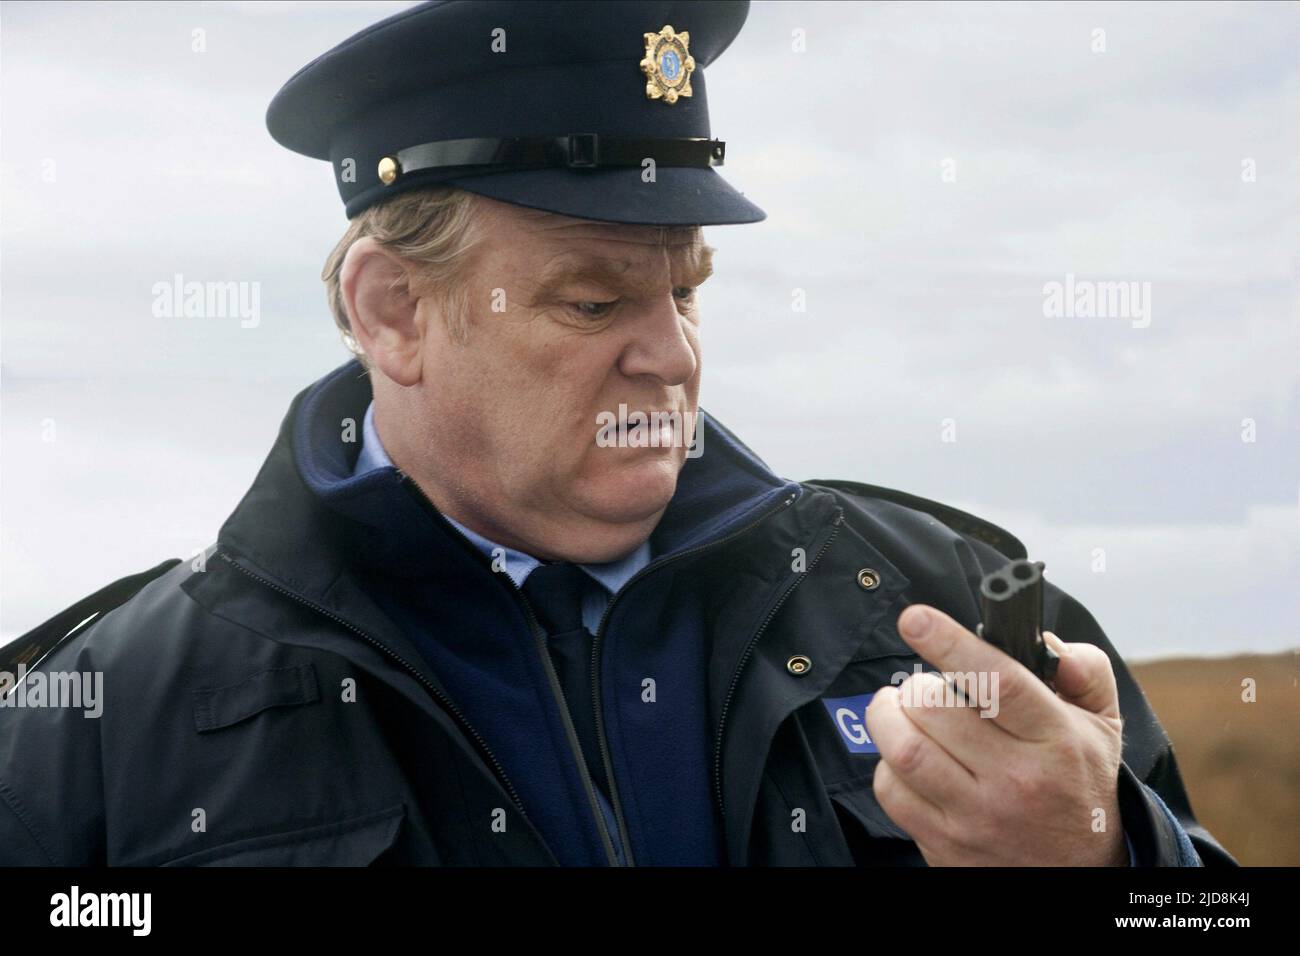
[356,398,651,593]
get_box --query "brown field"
[1128,651,1299,866]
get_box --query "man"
[0,0,1234,866]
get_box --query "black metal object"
[976,559,1060,686]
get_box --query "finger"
[895,670,1018,776]
[872,754,946,844]
[866,685,977,811]
[1042,631,1122,720]
[896,604,1065,741]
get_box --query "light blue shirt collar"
[353,401,651,629]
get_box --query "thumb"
[1043,631,1121,719]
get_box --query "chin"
[576,454,681,525]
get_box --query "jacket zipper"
[589,488,806,859]
[398,474,623,866]
[711,509,844,818]
[214,548,534,834]
[407,480,805,865]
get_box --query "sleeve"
[0,632,110,866]
[0,560,178,866]
[1045,581,1239,867]
[802,482,1238,866]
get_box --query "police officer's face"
[351,196,712,562]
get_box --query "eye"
[570,299,619,319]
[673,286,696,301]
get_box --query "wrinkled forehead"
[471,194,690,242]
[477,201,711,288]
[510,203,704,250]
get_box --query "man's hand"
[863,604,1128,866]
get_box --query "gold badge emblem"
[641,25,694,104]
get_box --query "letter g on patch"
[820,693,878,754]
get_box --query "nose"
[617,292,699,386]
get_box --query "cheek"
[419,338,525,450]
[495,353,609,464]
[685,322,704,375]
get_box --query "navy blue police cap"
[266,0,766,226]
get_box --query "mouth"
[617,410,692,446]
[591,406,686,444]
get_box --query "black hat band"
[381,133,725,185]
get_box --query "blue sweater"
[351,398,645,861]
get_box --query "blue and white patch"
[821,693,879,754]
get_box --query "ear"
[340,237,424,386]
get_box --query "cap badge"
[641,25,694,104]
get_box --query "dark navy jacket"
[0,361,1237,867]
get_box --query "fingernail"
[1043,630,1069,655]
[900,606,932,639]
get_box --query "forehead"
[479,198,705,265]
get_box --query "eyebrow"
[527,245,715,302]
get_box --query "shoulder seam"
[2,558,184,674]
[803,478,1027,560]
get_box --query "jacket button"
[857,568,881,590]
[786,654,813,676]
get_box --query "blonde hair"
[321,186,486,367]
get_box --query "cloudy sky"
[2,0,1296,659]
